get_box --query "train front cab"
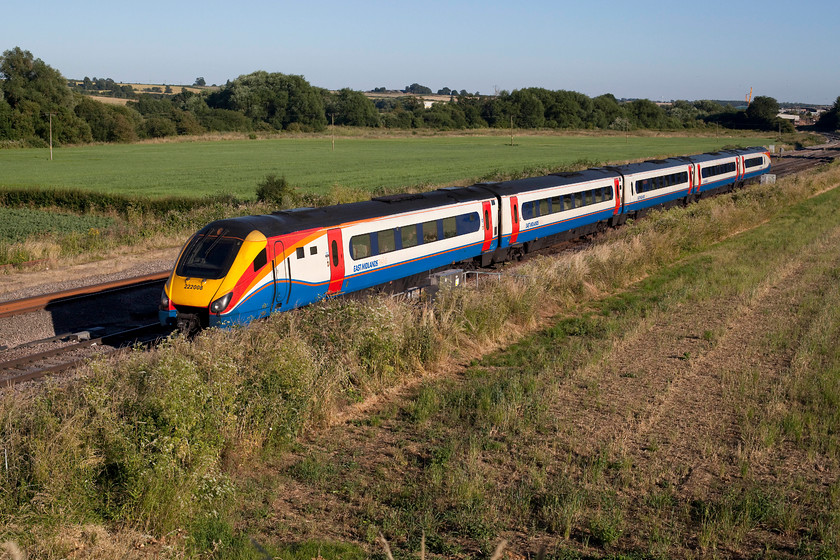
[160,227,276,333]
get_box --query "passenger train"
[159,146,771,333]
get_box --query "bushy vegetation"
[0,186,239,216]
[1,45,808,149]
[816,96,840,131]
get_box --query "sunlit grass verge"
[0,162,837,557]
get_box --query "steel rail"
[0,271,169,318]
[0,323,168,386]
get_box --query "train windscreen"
[176,228,243,280]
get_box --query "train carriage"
[616,157,693,216]
[161,146,771,333]
[477,168,623,260]
[161,186,497,331]
[690,147,772,197]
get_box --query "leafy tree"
[143,116,177,138]
[207,71,326,131]
[0,47,91,145]
[815,96,840,131]
[1,47,72,109]
[423,102,467,129]
[591,94,625,129]
[194,77,206,87]
[627,99,666,129]
[256,174,301,208]
[456,95,488,128]
[382,105,414,128]
[481,92,513,128]
[405,83,432,95]
[693,99,725,115]
[325,88,380,127]
[173,108,204,135]
[745,95,779,128]
[509,89,545,128]
[552,90,593,128]
[132,95,175,117]
[0,96,12,139]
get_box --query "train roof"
[197,185,493,239]
[609,146,769,173]
[687,146,768,164]
[477,167,620,197]
[611,157,693,175]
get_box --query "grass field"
[0,133,773,199]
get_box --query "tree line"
[2,46,828,149]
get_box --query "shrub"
[256,174,300,208]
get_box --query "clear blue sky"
[4,0,839,104]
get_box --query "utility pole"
[45,112,56,160]
[330,113,335,151]
[510,115,514,147]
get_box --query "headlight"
[210,293,233,314]
[159,289,170,311]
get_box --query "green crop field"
[0,134,772,199]
[0,208,113,243]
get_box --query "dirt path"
[608,226,837,488]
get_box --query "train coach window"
[422,220,438,244]
[351,234,372,259]
[745,157,763,168]
[253,248,267,272]
[296,247,305,259]
[401,224,418,249]
[574,192,583,208]
[379,229,396,253]
[562,195,573,211]
[521,201,536,220]
[550,196,562,213]
[456,212,480,235]
[539,199,549,217]
[443,217,457,239]
[702,162,736,179]
[310,245,318,255]
[604,186,614,200]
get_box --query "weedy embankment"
[0,162,839,558]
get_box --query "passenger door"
[613,178,622,215]
[273,240,289,310]
[509,196,520,245]
[481,200,493,251]
[327,228,345,295]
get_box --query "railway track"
[0,273,173,386]
[0,271,168,318]
[0,323,170,386]
[771,140,840,177]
